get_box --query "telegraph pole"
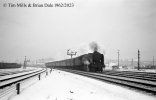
[153,56,155,66]
[131,58,133,68]
[24,56,27,69]
[23,56,30,69]
[117,50,120,68]
[138,50,140,70]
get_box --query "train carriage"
[45,51,105,72]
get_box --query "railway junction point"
[10,69,156,100]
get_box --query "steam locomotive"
[45,51,105,72]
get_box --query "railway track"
[0,68,48,100]
[102,70,156,81]
[0,69,35,76]
[58,69,156,95]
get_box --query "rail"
[0,68,48,100]
[0,69,35,76]
[58,68,156,95]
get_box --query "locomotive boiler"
[45,51,105,72]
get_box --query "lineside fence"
[0,68,51,100]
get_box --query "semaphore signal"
[67,49,77,58]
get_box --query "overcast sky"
[0,0,156,62]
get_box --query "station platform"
[10,69,156,100]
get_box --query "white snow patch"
[10,69,156,100]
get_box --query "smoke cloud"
[76,42,106,57]
[89,41,99,52]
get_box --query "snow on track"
[10,69,156,100]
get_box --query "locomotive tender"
[45,51,105,72]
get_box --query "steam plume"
[89,41,99,52]
[77,42,106,56]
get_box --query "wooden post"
[16,83,20,94]
[39,74,41,80]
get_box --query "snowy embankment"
[10,69,155,100]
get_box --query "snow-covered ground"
[0,67,36,74]
[10,69,156,100]
[0,68,23,73]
